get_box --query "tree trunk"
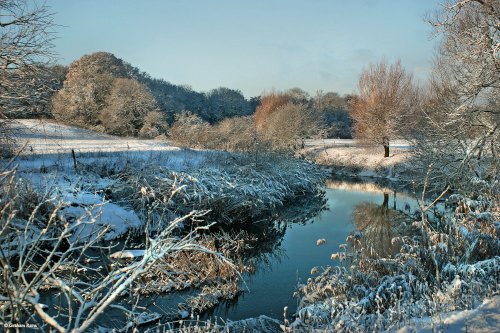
[383,192,389,209]
[384,145,390,157]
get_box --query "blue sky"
[47,0,442,98]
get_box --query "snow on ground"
[63,195,143,242]
[301,143,412,180]
[9,119,209,172]
[5,119,212,242]
[304,138,412,149]
[12,119,179,154]
[5,119,326,244]
[392,295,500,333]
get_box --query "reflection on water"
[326,179,397,194]
[352,193,407,258]
[194,179,418,321]
[58,178,419,329]
[124,179,419,328]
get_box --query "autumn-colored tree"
[350,60,416,157]
[254,91,293,130]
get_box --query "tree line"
[49,51,254,137]
[2,49,353,144]
[2,0,496,189]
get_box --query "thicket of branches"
[294,181,498,332]
[0,166,234,332]
[255,89,352,141]
[0,0,57,156]
[168,112,258,152]
[168,97,323,153]
[291,1,500,331]
[407,0,499,191]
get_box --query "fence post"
[71,149,78,172]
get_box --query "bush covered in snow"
[81,151,327,227]
[0,165,233,331]
[291,181,499,332]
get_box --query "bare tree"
[261,103,320,151]
[0,0,55,154]
[350,60,416,157]
[255,91,293,131]
[409,0,499,188]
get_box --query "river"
[146,178,419,323]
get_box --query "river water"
[148,178,419,323]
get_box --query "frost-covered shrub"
[102,152,327,225]
[215,115,257,152]
[139,110,169,138]
[0,119,17,158]
[0,166,233,332]
[0,169,62,241]
[293,184,499,332]
[168,112,212,148]
[168,112,260,152]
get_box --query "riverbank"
[8,119,328,232]
[300,139,414,181]
[1,119,328,331]
[3,121,497,332]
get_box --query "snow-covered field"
[304,138,412,149]
[301,142,413,180]
[3,120,497,332]
[9,119,212,174]
[13,119,177,154]
[1,119,330,330]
